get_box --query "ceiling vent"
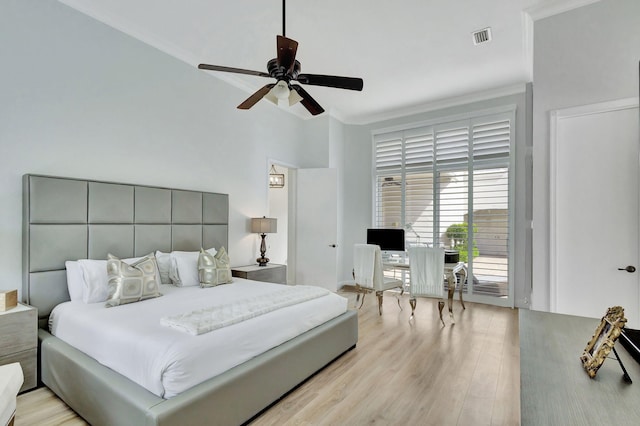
[472,27,492,45]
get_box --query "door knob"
[329,244,337,248]
[618,265,636,273]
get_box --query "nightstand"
[0,303,37,393]
[232,264,287,284]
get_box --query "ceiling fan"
[198,0,363,116]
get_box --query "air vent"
[472,27,492,45]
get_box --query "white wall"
[341,124,374,286]
[531,0,640,310]
[1,0,331,299]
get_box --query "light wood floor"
[16,292,520,425]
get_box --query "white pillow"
[65,261,84,302]
[79,255,160,303]
[78,259,110,303]
[169,248,216,287]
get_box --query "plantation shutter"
[435,124,469,248]
[403,127,435,244]
[374,131,403,227]
[472,118,510,160]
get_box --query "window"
[373,110,514,303]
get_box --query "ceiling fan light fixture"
[288,89,303,106]
[264,80,293,106]
[271,80,290,101]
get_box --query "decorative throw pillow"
[198,248,218,287]
[154,250,172,284]
[214,246,233,285]
[105,253,162,307]
[170,248,217,287]
[198,246,233,287]
[78,255,160,303]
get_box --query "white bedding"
[49,279,348,398]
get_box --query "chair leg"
[458,269,467,310]
[437,300,445,326]
[409,297,417,320]
[355,285,367,309]
[376,291,383,315]
[358,292,366,309]
[446,274,456,324]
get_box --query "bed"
[22,174,358,426]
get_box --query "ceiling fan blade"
[296,74,364,91]
[276,35,298,74]
[237,84,275,110]
[198,64,270,78]
[291,84,325,116]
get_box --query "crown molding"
[524,0,601,21]
[344,83,528,126]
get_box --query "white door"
[551,99,640,327]
[294,168,338,291]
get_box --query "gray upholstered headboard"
[22,174,229,326]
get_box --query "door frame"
[267,158,298,284]
[549,97,639,312]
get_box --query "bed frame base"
[40,309,357,426]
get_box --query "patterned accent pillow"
[154,250,172,284]
[214,247,233,284]
[106,253,162,307]
[198,248,217,287]
[198,246,233,287]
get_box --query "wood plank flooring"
[16,291,520,425]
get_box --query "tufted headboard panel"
[22,174,229,326]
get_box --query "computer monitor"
[366,228,405,252]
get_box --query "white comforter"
[49,279,348,398]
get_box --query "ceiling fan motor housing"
[267,58,300,83]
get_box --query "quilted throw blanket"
[161,285,330,335]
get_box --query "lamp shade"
[251,217,277,234]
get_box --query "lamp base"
[257,233,270,266]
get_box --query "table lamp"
[251,216,277,266]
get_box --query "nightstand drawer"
[0,305,37,355]
[0,348,37,392]
[0,303,38,392]
[232,264,287,284]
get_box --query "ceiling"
[58,0,599,124]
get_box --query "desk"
[520,309,640,424]
[384,260,467,324]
